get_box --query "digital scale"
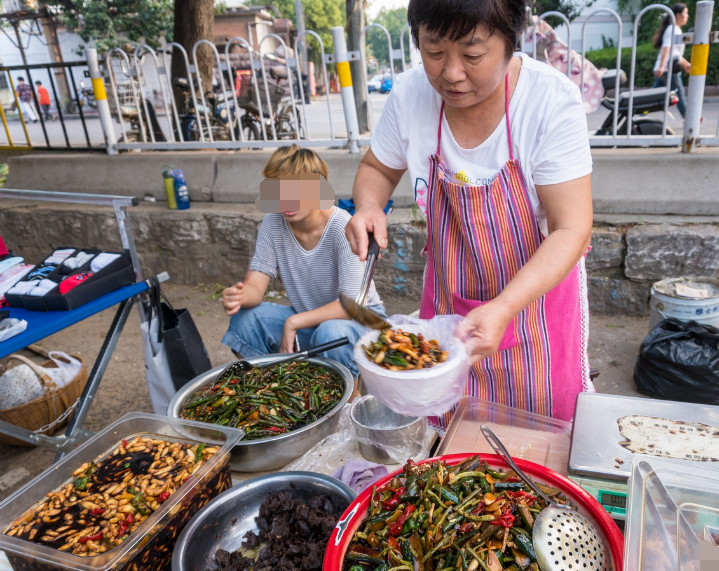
[568,392,719,521]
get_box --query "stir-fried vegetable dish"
[2,435,218,557]
[363,328,449,371]
[180,362,344,440]
[344,455,573,571]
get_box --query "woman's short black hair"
[407,0,526,59]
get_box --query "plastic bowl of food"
[323,453,624,571]
[353,317,469,417]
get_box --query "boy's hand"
[280,316,298,354]
[222,282,244,316]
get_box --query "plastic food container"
[625,454,719,571]
[437,396,572,475]
[0,412,242,571]
[322,453,624,571]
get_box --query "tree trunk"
[40,13,72,112]
[172,0,215,108]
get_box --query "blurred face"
[418,24,511,109]
[255,174,334,222]
[676,7,689,26]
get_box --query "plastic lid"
[436,396,572,475]
[625,455,719,571]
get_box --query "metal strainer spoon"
[480,425,610,571]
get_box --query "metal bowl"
[350,395,426,464]
[172,472,356,571]
[167,355,353,472]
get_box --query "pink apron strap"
[505,73,514,161]
[436,74,513,160]
[436,101,444,156]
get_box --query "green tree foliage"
[365,6,408,69]
[268,0,344,65]
[528,0,596,27]
[41,0,174,53]
[616,0,719,46]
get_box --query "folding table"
[0,189,166,456]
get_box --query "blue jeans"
[221,302,386,379]
[653,71,686,118]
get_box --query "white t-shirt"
[370,53,592,236]
[654,25,685,72]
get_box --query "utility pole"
[346,0,368,133]
[39,11,71,110]
[294,0,309,103]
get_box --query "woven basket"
[0,354,88,447]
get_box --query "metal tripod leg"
[51,296,136,462]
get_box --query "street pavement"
[2,93,718,149]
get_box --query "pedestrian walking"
[35,81,52,121]
[15,77,38,123]
[652,3,691,118]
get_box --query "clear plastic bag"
[281,404,436,475]
[354,314,469,417]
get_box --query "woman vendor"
[346,0,594,425]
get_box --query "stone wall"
[2,199,717,316]
[586,222,719,315]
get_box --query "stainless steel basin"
[171,472,356,571]
[167,355,353,472]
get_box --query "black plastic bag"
[634,318,719,404]
[146,278,212,392]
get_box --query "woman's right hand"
[345,204,389,261]
[222,282,244,316]
[654,67,665,79]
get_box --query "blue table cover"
[0,281,148,359]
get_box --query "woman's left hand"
[681,58,692,73]
[280,317,298,353]
[456,301,514,365]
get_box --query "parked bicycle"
[236,67,304,141]
[173,77,238,141]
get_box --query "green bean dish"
[344,455,573,571]
[180,362,344,440]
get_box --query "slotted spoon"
[480,425,610,571]
[217,337,349,379]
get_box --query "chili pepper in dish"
[343,455,582,571]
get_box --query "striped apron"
[419,75,592,426]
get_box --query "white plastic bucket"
[649,277,719,332]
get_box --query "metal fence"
[0,60,105,150]
[3,3,717,153]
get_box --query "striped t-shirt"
[250,207,382,314]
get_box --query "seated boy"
[221,145,384,378]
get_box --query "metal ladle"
[480,425,609,571]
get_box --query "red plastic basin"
[324,453,624,570]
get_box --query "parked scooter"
[173,77,238,141]
[596,69,679,136]
[68,80,97,114]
